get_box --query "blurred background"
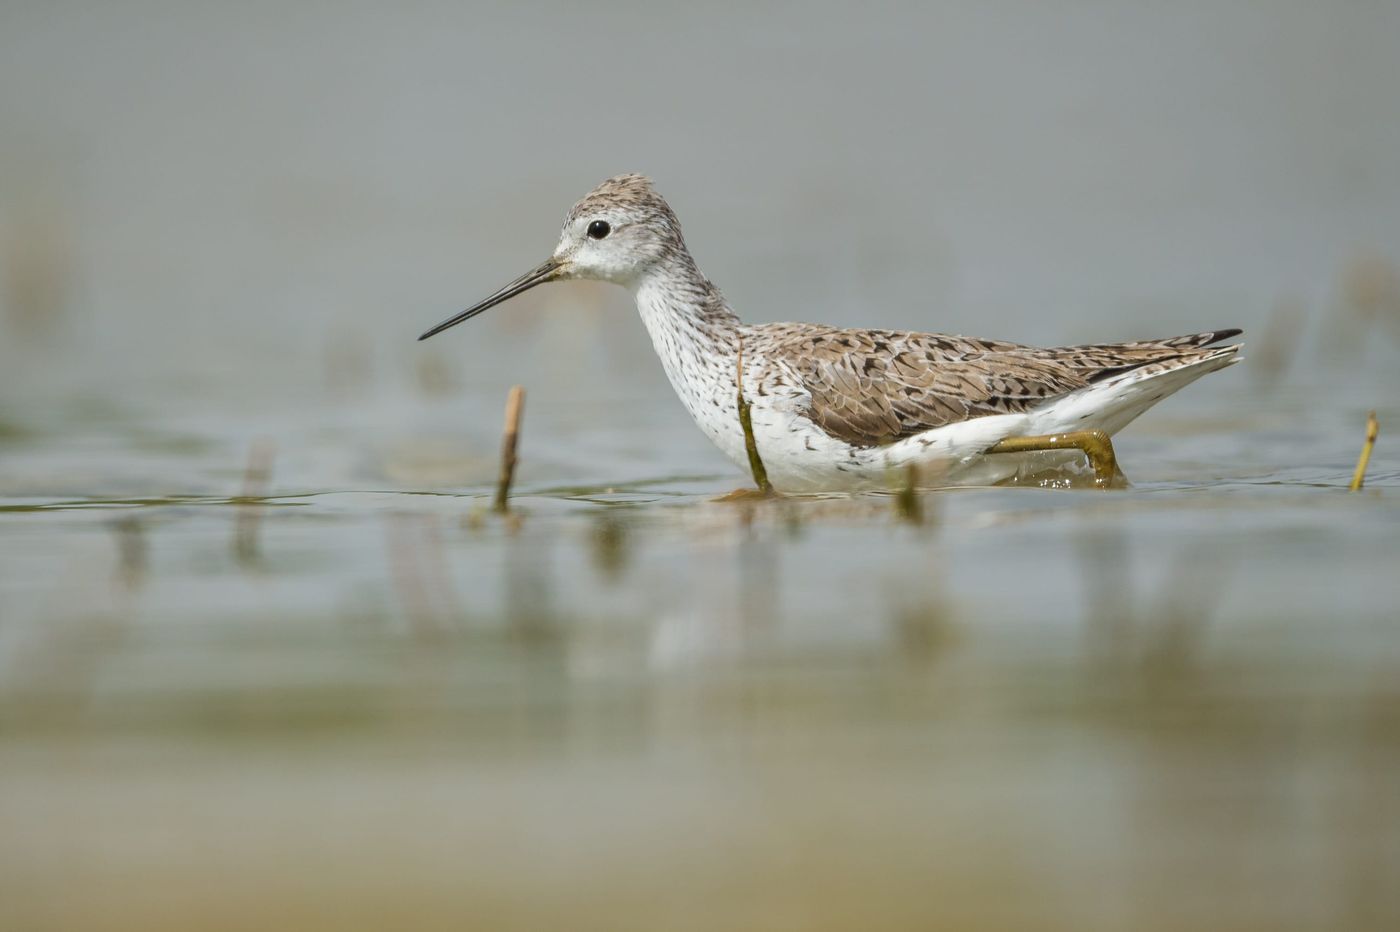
[1,2,1398,929]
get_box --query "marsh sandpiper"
[419,174,1241,492]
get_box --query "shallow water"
[3,353,1398,929]
[4,2,1400,928]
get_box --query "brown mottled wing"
[757,326,1241,448]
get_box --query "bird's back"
[744,324,1242,448]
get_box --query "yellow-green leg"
[987,429,1126,489]
[716,335,778,502]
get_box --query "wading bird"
[420,174,1241,492]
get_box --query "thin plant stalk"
[494,385,526,512]
[233,438,275,564]
[1349,411,1379,492]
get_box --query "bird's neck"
[629,255,747,456]
[631,254,741,364]
[630,254,741,343]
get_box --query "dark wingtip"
[1206,328,1244,344]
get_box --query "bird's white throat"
[629,260,749,466]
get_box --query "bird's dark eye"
[587,220,611,239]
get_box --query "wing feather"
[750,325,1240,448]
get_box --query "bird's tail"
[1030,334,1243,436]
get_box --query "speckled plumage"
[748,324,1242,448]
[422,174,1243,491]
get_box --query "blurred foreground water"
[2,362,1398,929]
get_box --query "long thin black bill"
[418,257,562,341]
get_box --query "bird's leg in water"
[717,334,777,502]
[988,430,1125,488]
